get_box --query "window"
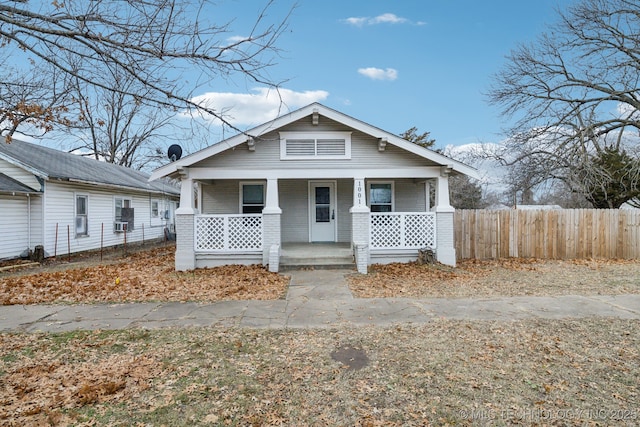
[280,132,351,160]
[115,197,131,221]
[240,183,265,214]
[75,194,88,237]
[368,182,393,212]
[151,200,159,218]
[115,197,134,231]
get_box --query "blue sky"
[191,0,575,150]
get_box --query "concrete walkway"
[2,269,640,333]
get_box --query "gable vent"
[280,131,352,160]
[286,139,315,156]
[317,139,346,156]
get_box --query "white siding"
[42,182,175,256]
[191,117,437,172]
[0,194,30,259]
[280,180,308,242]
[199,178,424,244]
[337,179,352,242]
[394,179,428,212]
[201,180,243,214]
[0,158,41,190]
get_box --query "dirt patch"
[348,258,640,298]
[0,244,289,305]
[330,345,369,370]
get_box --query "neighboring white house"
[0,139,179,260]
[149,103,478,273]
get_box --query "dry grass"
[1,320,639,426]
[348,258,640,299]
[0,245,289,305]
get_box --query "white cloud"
[358,67,398,81]
[225,35,247,44]
[371,13,407,25]
[188,87,329,127]
[344,17,368,26]
[343,13,409,27]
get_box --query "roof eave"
[148,102,481,180]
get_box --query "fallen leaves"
[348,258,640,299]
[0,332,166,426]
[0,246,289,305]
[5,320,639,425]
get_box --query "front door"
[310,181,336,242]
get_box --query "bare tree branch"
[0,0,292,140]
[488,0,640,208]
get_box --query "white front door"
[310,181,336,242]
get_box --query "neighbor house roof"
[0,139,179,195]
[149,102,479,181]
[0,172,39,194]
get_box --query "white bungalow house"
[149,103,478,273]
[0,139,179,260]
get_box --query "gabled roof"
[149,102,479,181]
[0,139,179,195]
[0,172,39,194]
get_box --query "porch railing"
[195,214,263,252]
[370,212,436,250]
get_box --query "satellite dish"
[167,144,182,162]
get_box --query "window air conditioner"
[114,221,128,232]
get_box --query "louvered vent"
[316,139,346,156]
[280,131,351,159]
[286,139,315,156]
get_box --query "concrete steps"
[279,243,355,270]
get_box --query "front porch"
[184,207,443,272]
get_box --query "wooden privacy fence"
[454,209,640,260]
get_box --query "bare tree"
[488,0,640,208]
[63,65,176,170]
[0,0,290,142]
[0,65,74,141]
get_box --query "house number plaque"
[355,179,364,207]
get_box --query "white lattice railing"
[195,214,263,252]
[370,212,436,250]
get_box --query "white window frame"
[367,181,395,212]
[239,181,265,214]
[114,196,133,222]
[151,200,159,218]
[75,193,89,237]
[279,131,352,160]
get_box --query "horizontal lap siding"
[337,179,352,242]
[43,182,169,257]
[280,180,308,242]
[0,159,41,190]
[0,195,31,259]
[192,117,435,171]
[393,179,427,212]
[201,181,240,214]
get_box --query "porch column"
[350,177,370,274]
[262,178,281,271]
[175,175,197,271]
[435,167,456,267]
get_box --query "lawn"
[2,245,640,425]
[1,320,639,426]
